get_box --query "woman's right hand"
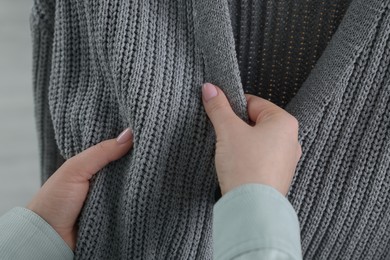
[201,83,302,196]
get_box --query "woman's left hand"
[27,128,134,251]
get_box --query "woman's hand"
[26,128,134,251]
[201,83,302,196]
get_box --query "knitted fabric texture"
[30,0,390,259]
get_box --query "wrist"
[221,181,288,197]
[26,201,76,251]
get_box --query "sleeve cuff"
[213,184,302,260]
[0,207,74,260]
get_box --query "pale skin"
[201,83,302,196]
[26,82,302,251]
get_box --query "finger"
[62,128,134,180]
[244,94,283,125]
[297,143,303,162]
[201,83,242,135]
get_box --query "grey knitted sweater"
[30,0,390,259]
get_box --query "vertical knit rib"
[31,0,390,259]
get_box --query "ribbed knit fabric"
[228,0,352,107]
[30,0,390,259]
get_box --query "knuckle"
[282,114,299,135]
[61,158,74,170]
[94,142,110,164]
[297,143,302,158]
[222,115,240,129]
[96,142,107,153]
[287,115,299,130]
[209,101,230,117]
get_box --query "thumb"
[244,94,285,125]
[60,128,134,182]
[201,83,241,135]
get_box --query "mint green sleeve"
[213,184,302,260]
[0,207,74,260]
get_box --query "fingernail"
[202,83,218,102]
[116,128,133,144]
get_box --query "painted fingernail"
[116,128,133,144]
[202,83,218,102]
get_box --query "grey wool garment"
[30,0,390,259]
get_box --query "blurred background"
[0,1,40,215]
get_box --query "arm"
[0,207,73,260]
[213,184,302,260]
[202,83,303,259]
[0,128,133,258]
